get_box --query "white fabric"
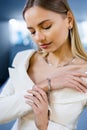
[0,49,87,130]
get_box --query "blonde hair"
[71,16,87,60]
[23,0,87,60]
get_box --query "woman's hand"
[24,86,49,130]
[49,67,87,92]
[35,66,87,93]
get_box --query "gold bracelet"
[47,78,51,91]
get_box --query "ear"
[66,11,73,29]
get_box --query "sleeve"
[0,79,32,124]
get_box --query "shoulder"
[12,49,36,67]
[73,57,87,70]
[29,51,43,67]
[73,57,87,64]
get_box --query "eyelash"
[42,25,52,29]
[31,31,35,35]
[30,25,52,35]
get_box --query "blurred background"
[0,0,87,130]
[0,0,37,87]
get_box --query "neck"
[47,42,73,67]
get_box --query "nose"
[34,31,46,43]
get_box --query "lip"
[40,42,52,49]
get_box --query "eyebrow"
[27,19,51,30]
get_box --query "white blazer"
[0,49,87,130]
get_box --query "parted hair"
[23,0,87,60]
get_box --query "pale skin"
[25,86,48,130]
[24,6,87,130]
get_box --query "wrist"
[38,123,48,130]
[51,77,63,90]
[36,79,50,92]
[36,78,52,92]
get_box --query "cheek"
[53,24,69,42]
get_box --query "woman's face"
[24,6,71,52]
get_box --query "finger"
[77,82,87,93]
[77,77,87,88]
[69,79,86,92]
[25,100,33,106]
[68,80,84,92]
[24,95,34,102]
[26,100,38,112]
[28,88,47,102]
[72,76,87,91]
[27,89,45,103]
[72,72,87,78]
[25,95,40,108]
[33,96,42,108]
[34,86,48,102]
[68,74,87,91]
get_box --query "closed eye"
[30,31,35,35]
[28,29,36,35]
[42,25,52,30]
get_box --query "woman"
[23,0,87,130]
[0,0,87,130]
